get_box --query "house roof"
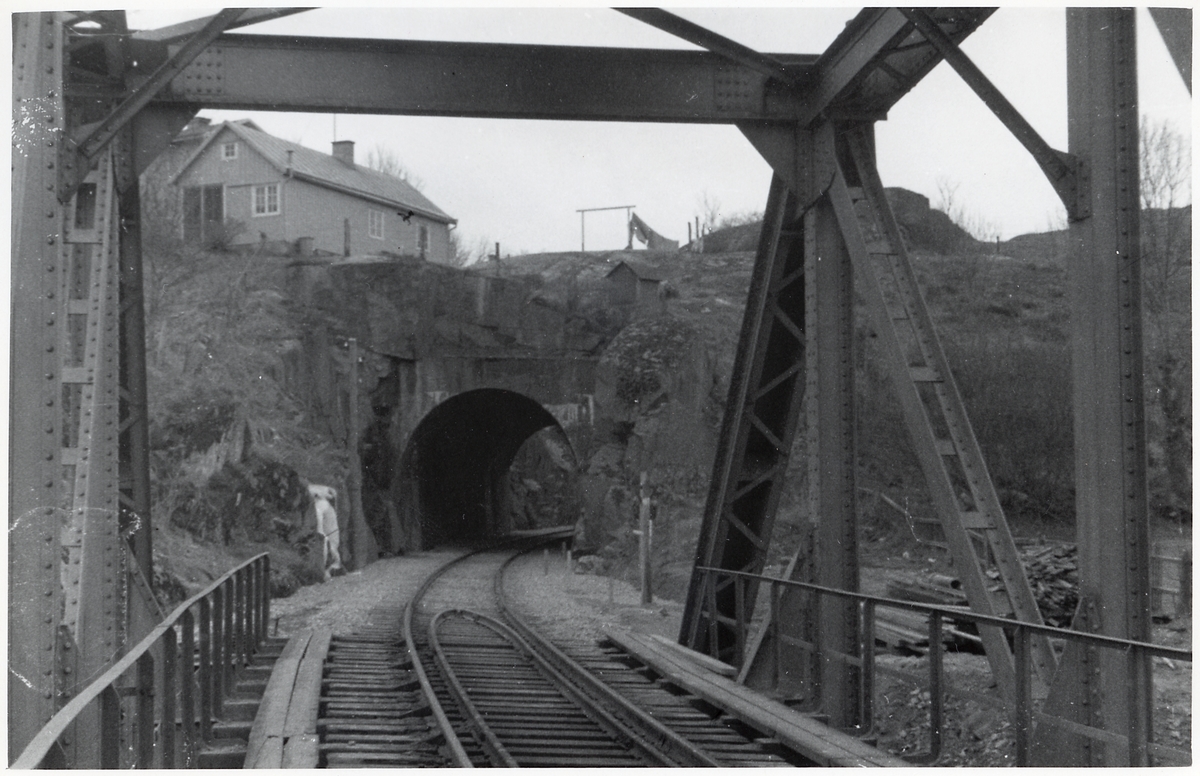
[605,259,664,282]
[170,121,455,224]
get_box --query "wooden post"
[639,472,652,605]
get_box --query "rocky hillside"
[144,190,1190,608]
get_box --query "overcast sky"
[120,5,1192,257]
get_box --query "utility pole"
[639,472,653,606]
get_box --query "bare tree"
[697,191,722,233]
[936,175,1002,246]
[365,145,426,191]
[446,228,476,267]
[1140,117,1192,519]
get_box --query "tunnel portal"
[398,389,574,549]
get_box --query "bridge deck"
[604,627,907,767]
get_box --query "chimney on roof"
[332,140,355,167]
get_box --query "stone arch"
[394,388,578,550]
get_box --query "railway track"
[316,539,806,767]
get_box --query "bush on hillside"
[166,452,308,544]
[149,387,238,470]
[945,337,1074,526]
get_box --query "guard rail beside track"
[14,553,272,769]
[695,565,1193,767]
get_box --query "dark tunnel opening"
[396,389,578,550]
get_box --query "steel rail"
[13,553,271,769]
[495,550,723,767]
[400,550,480,768]
[442,607,710,767]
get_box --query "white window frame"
[222,142,238,160]
[252,183,280,216]
[368,209,384,240]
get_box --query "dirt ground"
[271,544,1191,767]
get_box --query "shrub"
[945,336,1074,526]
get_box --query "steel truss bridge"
[10,6,1192,767]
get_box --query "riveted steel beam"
[1033,9,1152,766]
[63,8,242,198]
[147,33,817,123]
[901,8,1087,220]
[132,7,311,43]
[1148,7,1191,93]
[681,173,810,661]
[10,12,69,761]
[616,8,807,89]
[798,7,993,127]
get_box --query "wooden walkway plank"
[282,733,320,768]
[648,633,738,677]
[605,628,907,767]
[244,630,312,769]
[285,629,333,737]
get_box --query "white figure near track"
[308,483,343,581]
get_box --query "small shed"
[605,260,666,314]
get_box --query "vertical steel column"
[59,149,122,767]
[9,12,68,761]
[803,191,860,728]
[1034,8,1151,765]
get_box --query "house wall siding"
[174,128,453,261]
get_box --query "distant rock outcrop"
[694,187,980,257]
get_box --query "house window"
[368,210,384,240]
[222,142,238,160]
[417,224,429,259]
[253,184,279,216]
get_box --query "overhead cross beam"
[147,33,818,123]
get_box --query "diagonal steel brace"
[62,8,245,198]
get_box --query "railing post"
[860,600,875,734]
[770,581,781,690]
[180,609,196,766]
[233,572,245,672]
[928,611,943,761]
[99,686,121,769]
[198,596,214,739]
[261,554,271,642]
[212,584,226,718]
[222,578,235,697]
[1013,626,1032,766]
[243,567,253,663]
[161,628,177,768]
[734,575,746,668]
[706,571,720,659]
[1127,643,1150,766]
[137,651,156,767]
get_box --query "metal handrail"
[694,565,1191,766]
[14,553,272,769]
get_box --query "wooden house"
[167,120,457,262]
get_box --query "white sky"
[115,6,1193,255]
